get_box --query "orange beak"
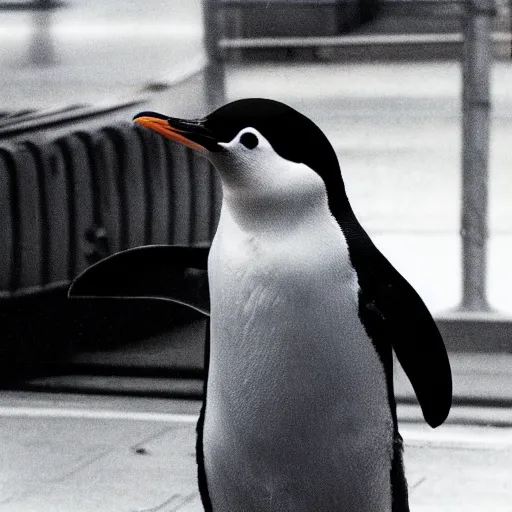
[133,111,219,152]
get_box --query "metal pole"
[459,0,495,311]
[28,0,57,66]
[202,0,226,110]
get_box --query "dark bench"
[0,121,221,382]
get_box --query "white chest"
[203,209,393,512]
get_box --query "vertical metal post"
[459,0,495,311]
[202,0,226,110]
[28,0,57,66]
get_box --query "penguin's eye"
[240,132,259,149]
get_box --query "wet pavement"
[0,0,204,111]
[0,391,511,512]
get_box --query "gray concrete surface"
[0,0,204,111]
[0,392,510,511]
[20,320,512,404]
[395,352,512,405]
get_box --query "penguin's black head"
[134,99,348,219]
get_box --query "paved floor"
[395,352,512,406]
[24,317,512,406]
[0,392,510,511]
[0,0,204,111]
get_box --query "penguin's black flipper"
[369,267,452,428]
[68,245,210,316]
[196,318,214,511]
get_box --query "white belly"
[203,210,393,512]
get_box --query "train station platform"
[0,391,510,511]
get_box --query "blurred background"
[0,1,511,510]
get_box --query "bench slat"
[0,149,14,291]
[136,126,171,245]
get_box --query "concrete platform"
[0,392,511,511]
[0,0,204,112]
[15,337,512,405]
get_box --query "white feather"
[203,129,393,512]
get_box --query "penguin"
[69,98,452,512]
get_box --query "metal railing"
[460,0,496,311]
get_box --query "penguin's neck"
[221,183,332,235]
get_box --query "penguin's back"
[203,206,394,512]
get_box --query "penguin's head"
[134,99,348,220]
